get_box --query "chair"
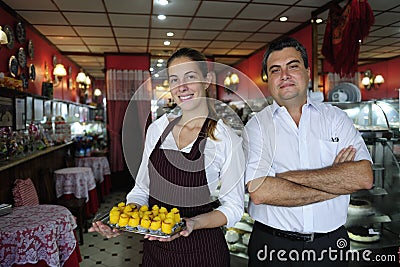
[38,168,87,245]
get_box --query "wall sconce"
[53,63,67,86]
[76,70,87,86]
[0,26,8,45]
[224,72,240,93]
[362,70,384,90]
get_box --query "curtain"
[106,69,151,172]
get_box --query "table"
[0,205,81,267]
[54,167,99,216]
[75,156,111,197]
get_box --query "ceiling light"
[158,59,164,63]
[279,16,288,22]
[154,73,160,78]
[150,67,154,72]
[157,63,162,67]
[158,0,169,5]
[163,40,171,46]
[167,32,174,37]
[158,14,166,20]
[315,18,323,24]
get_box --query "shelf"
[346,214,391,227]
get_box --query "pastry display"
[348,198,373,215]
[107,202,185,238]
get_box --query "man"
[243,37,373,266]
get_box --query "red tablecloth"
[0,205,82,267]
[54,167,99,216]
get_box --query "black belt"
[254,221,342,242]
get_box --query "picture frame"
[0,96,14,127]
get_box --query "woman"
[90,48,245,266]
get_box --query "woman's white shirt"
[126,114,245,227]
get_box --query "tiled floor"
[78,190,248,267]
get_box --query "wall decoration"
[17,47,27,68]
[20,73,28,90]
[14,97,26,130]
[4,25,14,49]
[28,40,34,59]
[9,56,18,77]
[29,64,36,81]
[15,21,26,44]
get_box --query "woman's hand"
[144,218,195,242]
[333,146,356,165]
[89,221,121,238]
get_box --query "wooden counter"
[0,142,74,204]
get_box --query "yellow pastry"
[118,213,129,227]
[139,205,149,212]
[140,217,151,229]
[150,217,161,231]
[109,207,121,224]
[166,212,175,222]
[162,218,174,234]
[144,211,154,219]
[159,207,168,214]
[152,205,159,216]
[123,205,133,213]
[158,213,166,221]
[171,208,180,223]
[128,214,140,227]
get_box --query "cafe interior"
[0,0,400,266]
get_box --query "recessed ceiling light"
[279,16,288,22]
[158,14,166,20]
[158,0,169,5]
[167,32,174,37]
[315,18,323,24]
[164,40,171,46]
[158,59,164,63]
[150,67,154,72]
[157,63,163,67]
[154,73,160,78]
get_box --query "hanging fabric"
[322,0,374,77]
[106,69,152,172]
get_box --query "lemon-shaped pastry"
[159,207,168,214]
[123,205,133,213]
[166,212,175,222]
[152,205,159,216]
[159,213,166,221]
[118,213,129,227]
[150,217,161,231]
[139,205,149,212]
[144,211,154,219]
[109,207,121,224]
[140,217,151,229]
[162,218,174,234]
[128,214,140,227]
[171,208,180,223]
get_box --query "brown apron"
[142,117,230,267]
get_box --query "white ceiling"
[1,0,399,79]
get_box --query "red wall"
[358,56,400,100]
[218,25,313,102]
[105,54,150,70]
[0,5,81,101]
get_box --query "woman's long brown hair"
[167,48,219,140]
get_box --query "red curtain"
[322,0,374,77]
